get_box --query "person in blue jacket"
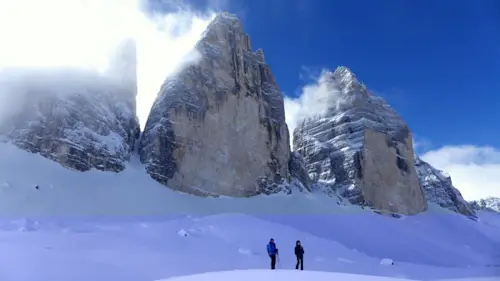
[267,238,279,269]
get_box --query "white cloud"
[421,145,500,200]
[0,0,217,129]
[284,69,341,146]
[135,10,214,129]
[0,0,139,71]
[412,134,433,154]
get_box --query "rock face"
[139,13,290,197]
[288,152,312,191]
[469,197,500,213]
[0,41,140,172]
[414,156,476,216]
[293,67,427,215]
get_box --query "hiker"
[267,238,279,269]
[294,240,304,270]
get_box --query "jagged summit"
[308,67,371,113]
[213,12,241,24]
[198,12,252,52]
[333,66,369,101]
[203,13,241,37]
[333,66,360,84]
[197,11,267,63]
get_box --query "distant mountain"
[0,40,140,172]
[469,197,500,213]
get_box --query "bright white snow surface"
[157,270,420,281]
[0,142,499,281]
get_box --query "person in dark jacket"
[267,238,279,269]
[294,240,304,270]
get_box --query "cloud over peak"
[421,145,500,200]
[0,0,220,129]
[284,69,343,145]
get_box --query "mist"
[284,70,342,146]
[0,0,216,129]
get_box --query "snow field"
[0,143,499,281]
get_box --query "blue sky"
[154,0,500,152]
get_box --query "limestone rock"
[293,67,427,215]
[288,152,312,191]
[139,13,290,197]
[0,41,140,172]
[415,156,476,216]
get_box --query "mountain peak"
[213,12,241,23]
[333,66,359,83]
[315,66,368,105]
[198,12,251,53]
[204,12,243,35]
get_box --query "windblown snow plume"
[135,10,215,128]
[0,0,216,128]
[284,70,342,143]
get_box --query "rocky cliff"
[139,13,290,197]
[288,151,312,191]
[293,67,428,215]
[469,197,500,213]
[0,41,140,172]
[415,156,476,216]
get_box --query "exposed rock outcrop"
[139,13,290,197]
[288,152,312,191]
[415,156,476,216]
[469,197,500,213]
[0,41,140,172]
[293,67,427,215]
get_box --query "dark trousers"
[296,256,303,270]
[270,254,276,269]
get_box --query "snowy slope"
[157,271,500,281]
[157,270,420,281]
[0,142,499,281]
[0,211,499,281]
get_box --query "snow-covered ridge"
[470,197,500,213]
[414,156,476,216]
